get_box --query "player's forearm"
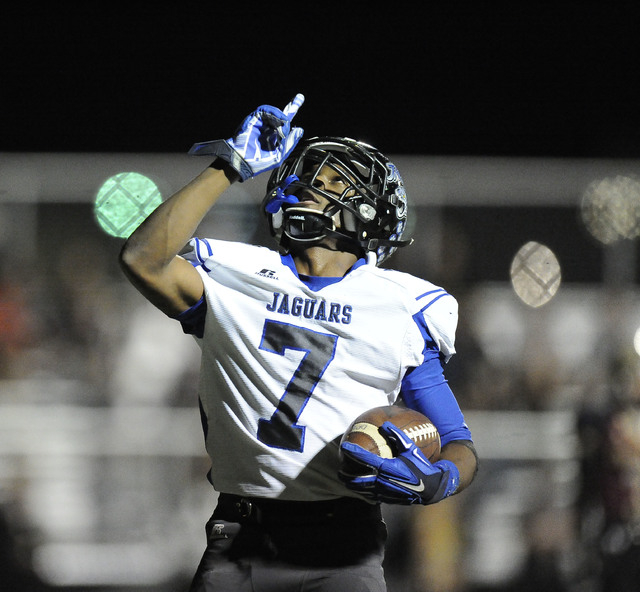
[120,165,237,276]
[439,440,478,493]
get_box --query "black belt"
[215,493,381,526]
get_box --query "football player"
[120,94,478,592]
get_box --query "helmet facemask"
[263,137,411,264]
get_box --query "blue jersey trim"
[416,288,450,314]
[174,296,206,338]
[412,310,437,364]
[280,254,367,291]
[190,238,214,272]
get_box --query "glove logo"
[388,478,425,493]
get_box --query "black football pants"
[188,494,387,592]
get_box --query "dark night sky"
[2,3,640,158]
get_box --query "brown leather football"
[339,405,441,475]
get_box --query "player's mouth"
[295,190,320,206]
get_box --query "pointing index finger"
[283,93,305,119]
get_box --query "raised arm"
[119,94,305,317]
[119,165,237,316]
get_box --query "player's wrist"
[209,157,242,183]
[199,140,252,181]
[432,459,460,500]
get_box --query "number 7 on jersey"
[257,320,338,452]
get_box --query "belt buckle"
[235,498,253,519]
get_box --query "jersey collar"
[280,254,368,290]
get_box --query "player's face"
[295,164,356,213]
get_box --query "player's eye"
[322,174,349,191]
[331,175,348,186]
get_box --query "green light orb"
[94,172,163,238]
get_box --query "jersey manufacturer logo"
[256,268,279,280]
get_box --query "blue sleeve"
[401,348,472,446]
[173,296,206,338]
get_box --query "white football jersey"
[183,238,458,501]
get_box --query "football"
[339,405,441,474]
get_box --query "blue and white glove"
[339,421,460,505]
[188,94,305,181]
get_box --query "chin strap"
[364,236,414,250]
[281,207,413,257]
[324,229,413,255]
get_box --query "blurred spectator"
[0,505,52,591]
[577,349,640,591]
[0,258,37,379]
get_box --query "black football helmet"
[262,137,412,264]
